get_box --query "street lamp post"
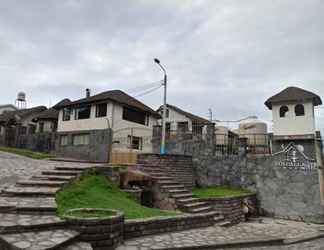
[154,58,167,154]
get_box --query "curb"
[151,237,284,250]
[283,232,324,245]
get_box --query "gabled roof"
[265,86,322,110]
[34,99,71,121]
[158,104,212,125]
[0,104,17,111]
[0,106,47,124]
[56,90,160,117]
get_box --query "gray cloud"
[0,0,323,132]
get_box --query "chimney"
[86,88,91,98]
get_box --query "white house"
[157,104,212,136]
[0,104,17,115]
[56,90,160,154]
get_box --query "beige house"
[56,90,160,154]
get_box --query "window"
[128,135,143,150]
[96,103,107,117]
[39,122,44,133]
[122,107,147,126]
[73,134,90,145]
[178,122,189,132]
[161,108,169,118]
[295,104,305,116]
[75,105,91,120]
[279,106,289,118]
[60,135,68,146]
[63,108,71,121]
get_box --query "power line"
[134,85,162,98]
[126,80,163,94]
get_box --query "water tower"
[15,92,27,109]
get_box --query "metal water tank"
[238,117,268,146]
[17,92,26,101]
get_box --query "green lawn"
[56,174,178,219]
[193,186,251,198]
[0,147,52,159]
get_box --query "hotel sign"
[273,142,317,172]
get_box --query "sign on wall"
[273,142,317,172]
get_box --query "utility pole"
[208,108,213,122]
[154,58,167,154]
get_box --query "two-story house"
[157,104,212,137]
[55,89,160,162]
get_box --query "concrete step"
[152,176,173,181]
[2,186,59,197]
[177,197,201,203]
[182,202,209,208]
[189,206,213,214]
[214,215,225,223]
[0,213,66,234]
[0,197,57,214]
[32,175,74,181]
[0,229,79,249]
[63,242,93,250]
[17,180,67,187]
[161,184,185,189]
[54,166,90,171]
[172,193,193,199]
[167,189,190,194]
[42,170,81,176]
[156,180,178,185]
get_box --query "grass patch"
[64,209,116,219]
[193,186,251,198]
[56,174,178,220]
[0,147,52,159]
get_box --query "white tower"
[265,86,322,139]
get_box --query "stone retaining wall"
[65,209,124,250]
[137,154,195,189]
[124,212,218,239]
[201,194,257,223]
[55,129,112,163]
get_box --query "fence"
[110,127,153,164]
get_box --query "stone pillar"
[206,123,215,146]
[152,125,162,154]
[315,134,324,206]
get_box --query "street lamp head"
[154,58,160,64]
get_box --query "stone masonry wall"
[201,194,257,223]
[55,129,112,163]
[124,212,218,239]
[137,154,195,189]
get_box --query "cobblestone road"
[117,218,324,250]
[0,151,97,190]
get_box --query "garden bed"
[56,174,177,219]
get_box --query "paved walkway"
[0,151,95,190]
[117,218,324,250]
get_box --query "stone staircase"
[0,164,93,250]
[141,165,213,214]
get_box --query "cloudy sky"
[0,0,323,131]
